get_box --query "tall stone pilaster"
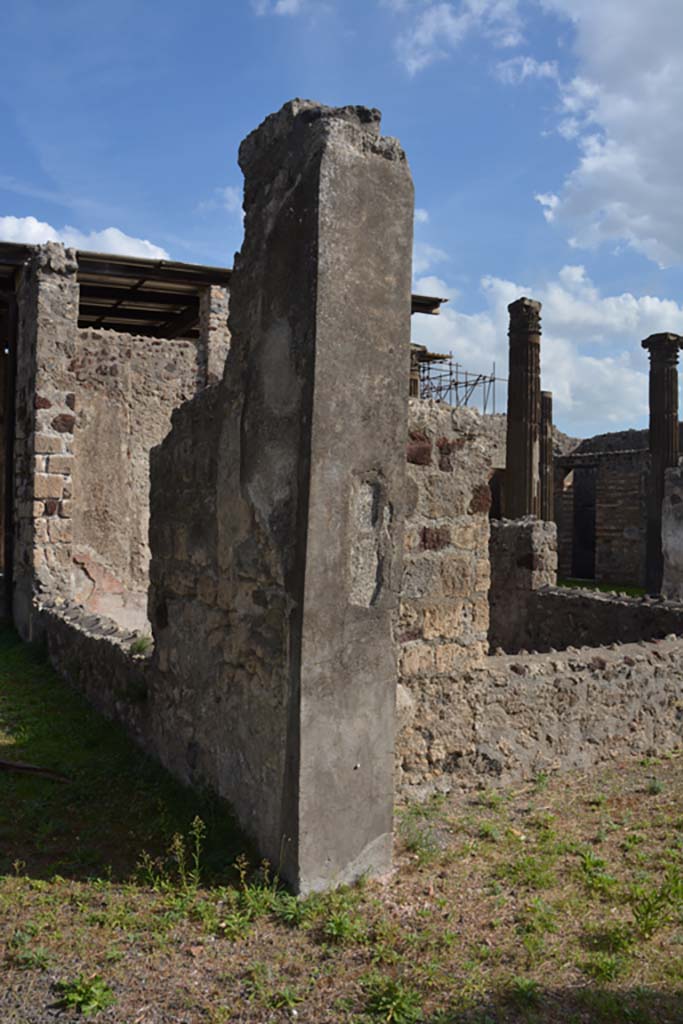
[539,390,553,522]
[504,297,542,519]
[642,332,683,593]
[149,101,414,893]
[13,244,79,639]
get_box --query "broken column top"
[508,296,542,336]
[508,296,542,313]
[238,98,406,179]
[641,333,683,353]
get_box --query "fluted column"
[504,297,542,519]
[642,332,683,593]
[540,390,553,521]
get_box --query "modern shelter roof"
[0,241,446,339]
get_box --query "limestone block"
[401,643,435,677]
[34,433,63,454]
[423,602,463,640]
[34,473,65,500]
[47,454,73,475]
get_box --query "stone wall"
[396,635,683,797]
[398,402,492,680]
[11,242,213,636]
[146,100,414,893]
[595,451,648,587]
[554,452,648,588]
[70,329,200,629]
[13,244,80,638]
[198,284,231,385]
[521,586,683,651]
[662,465,683,600]
[488,516,557,652]
[39,601,151,742]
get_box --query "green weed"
[577,848,618,897]
[508,975,540,1008]
[363,974,424,1023]
[56,974,116,1016]
[129,633,153,656]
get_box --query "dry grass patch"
[1,627,682,1022]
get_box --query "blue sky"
[2,0,682,436]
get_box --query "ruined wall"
[70,329,200,628]
[595,451,648,587]
[519,586,683,651]
[396,636,683,796]
[13,244,79,638]
[198,284,231,385]
[398,402,492,681]
[146,101,414,893]
[556,469,574,577]
[662,465,683,600]
[488,517,557,652]
[12,242,210,636]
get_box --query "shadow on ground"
[0,625,248,882]
[435,987,683,1023]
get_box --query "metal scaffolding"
[416,349,505,413]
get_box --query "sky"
[1,0,682,437]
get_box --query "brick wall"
[595,451,648,587]
[488,516,557,652]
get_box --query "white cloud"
[415,207,430,224]
[535,192,559,222]
[388,0,522,75]
[495,54,558,84]
[531,0,683,266]
[198,185,243,218]
[413,240,449,275]
[0,215,168,259]
[415,274,458,299]
[412,262,683,435]
[252,0,306,14]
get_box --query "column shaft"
[540,390,553,521]
[504,297,542,519]
[642,332,683,593]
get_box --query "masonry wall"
[13,244,79,638]
[198,285,231,385]
[396,636,683,796]
[488,517,557,652]
[555,469,574,577]
[521,586,683,651]
[69,329,200,629]
[11,243,230,638]
[398,402,492,681]
[595,451,648,587]
[145,100,414,893]
[662,465,683,600]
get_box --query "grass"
[1,625,683,1022]
[557,577,646,598]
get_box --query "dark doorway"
[571,466,597,579]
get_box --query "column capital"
[508,297,542,336]
[641,333,683,361]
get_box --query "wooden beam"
[79,283,200,306]
[77,254,232,288]
[79,303,196,323]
